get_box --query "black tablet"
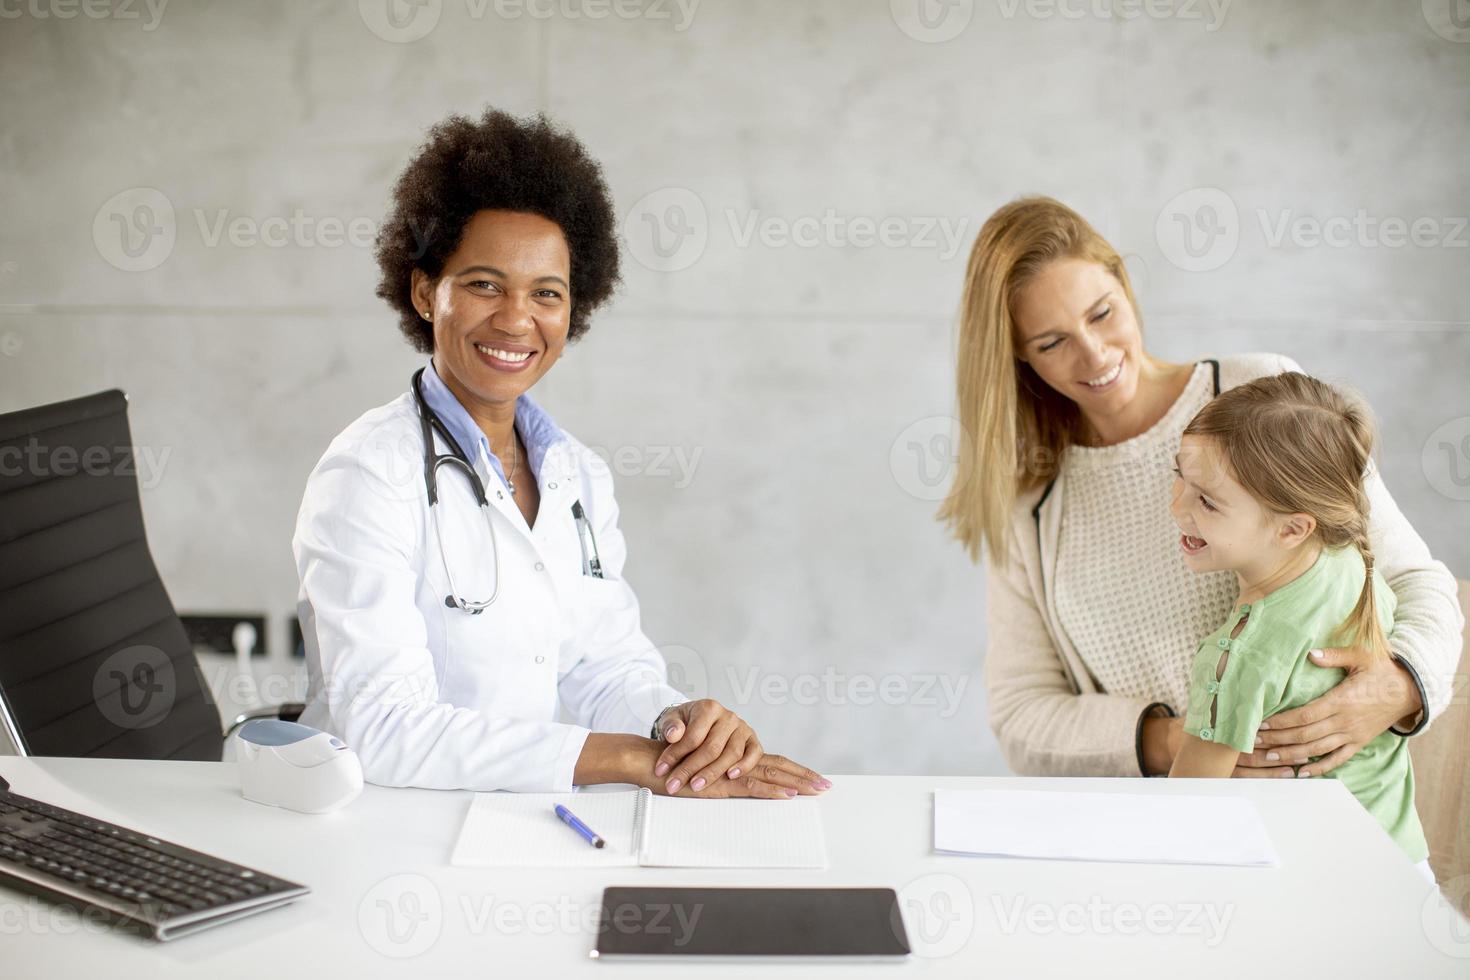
[591,886,911,960]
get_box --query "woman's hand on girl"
[1235,645,1421,778]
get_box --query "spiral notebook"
[450,789,827,868]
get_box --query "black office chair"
[0,389,298,760]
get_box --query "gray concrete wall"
[1,0,1466,774]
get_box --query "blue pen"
[554,804,605,849]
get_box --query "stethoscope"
[411,367,603,616]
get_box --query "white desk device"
[233,719,363,814]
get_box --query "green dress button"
[1239,603,1251,613]
[1206,680,1220,694]
[1217,637,1230,649]
[1200,727,1214,740]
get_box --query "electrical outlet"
[180,614,268,657]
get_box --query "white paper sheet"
[933,790,1278,868]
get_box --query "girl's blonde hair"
[1183,372,1388,659]
[939,196,1143,564]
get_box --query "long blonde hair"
[939,196,1143,564]
[1183,372,1389,660]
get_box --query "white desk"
[4,758,1466,977]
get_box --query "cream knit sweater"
[984,352,1465,776]
[1052,362,1234,713]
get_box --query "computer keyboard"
[0,775,308,940]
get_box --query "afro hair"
[374,108,621,352]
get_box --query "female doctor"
[293,109,828,800]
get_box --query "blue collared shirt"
[419,360,567,492]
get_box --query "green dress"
[1182,545,1428,862]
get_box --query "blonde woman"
[942,196,1463,777]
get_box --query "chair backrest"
[1410,579,1470,912]
[0,390,220,760]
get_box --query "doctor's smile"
[475,344,536,368]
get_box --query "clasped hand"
[647,699,831,800]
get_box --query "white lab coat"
[292,389,684,792]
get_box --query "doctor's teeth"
[475,344,531,363]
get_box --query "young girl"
[1166,372,1431,879]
